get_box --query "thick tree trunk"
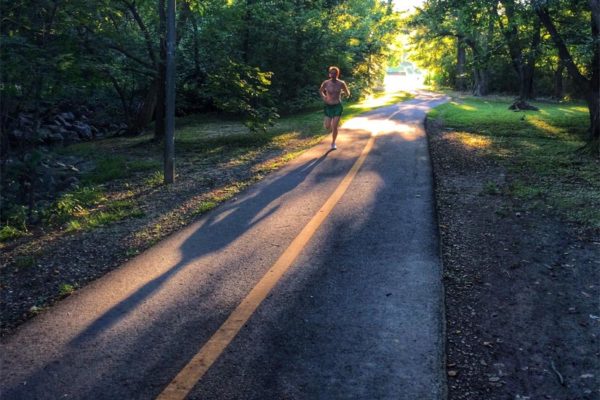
[500,1,540,100]
[456,40,467,91]
[589,1,600,145]
[518,63,535,100]
[472,69,489,96]
[588,90,600,146]
[553,62,564,99]
[131,80,158,135]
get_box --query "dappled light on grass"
[452,102,477,111]
[453,132,493,150]
[525,118,563,138]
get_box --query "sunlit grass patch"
[0,225,27,242]
[144,170,164,187]
[454,133,493,149]
[346,91,413,115]
[65,207,144,232]
[46,188,144,233]
[193,182,250,216]
[430,97,599,229]
[58,283,76,297]
[429,98,587,141]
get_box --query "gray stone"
[37,127,52,140]
[73,123,92,139]
[18,114,33,127]
[48,132,65,142]
[10,129,25,139]
[60,112,75,121]
[55,116,72,128]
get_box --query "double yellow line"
[157,136,376,399]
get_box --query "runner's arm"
[319,81,327,100]
[342,81,351,98]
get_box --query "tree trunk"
[520,19,541,100]
[131,80,158,135]
[456,39,467,91]
[519,63,535,100]
[154,0,167,141]
[472,68,489,96]
[154,58,166,141]
[588,89,600,148]
[500,1,540,100]
[553,61,564,99]
[535,3,598,153]
[242,0,255,63]
[589,1,600,146]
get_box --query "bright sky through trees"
[393,0,425,12]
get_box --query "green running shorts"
[324,103,343,118]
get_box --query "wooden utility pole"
[164,0,176,183]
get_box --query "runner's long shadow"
[1,148,352,400]
[69,151,333,347]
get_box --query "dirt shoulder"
[427,118,600,399]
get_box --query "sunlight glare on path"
[343,116,419,141]
[384,73,425,93]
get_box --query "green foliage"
[195,201,217,215]
[83,157,128,184]
[44,186,105,226]
[205,60,279,132]
[144,170,164,187]
[0,225,26,242]
[64,199,144,232]
[58,283,76,297]
[406,0,594,98]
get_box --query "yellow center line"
[157,135,376,400]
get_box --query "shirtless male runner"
[319,66,350,150]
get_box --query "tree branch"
[534,4,589,93]
[121,0,158,67]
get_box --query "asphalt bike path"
[1,91,449,400]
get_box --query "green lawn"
[429,97,599,229]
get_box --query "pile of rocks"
[7,108,127,146]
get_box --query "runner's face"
[329,70,338,79]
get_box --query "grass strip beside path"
[428,96,599,230]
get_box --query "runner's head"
[328,66,340,79]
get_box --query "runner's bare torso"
[320,79,350,105]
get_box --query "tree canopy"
[1,0,401,140]
[407,0,598,150]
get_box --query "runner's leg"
[331,116,341,148]
[324,116,332,132]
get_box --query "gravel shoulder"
[427,118,600,399]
